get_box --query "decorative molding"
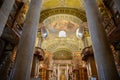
[41,37,83,52]
[40,7,86,22]
[52,49,73,60]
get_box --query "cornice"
[40,7,87,22]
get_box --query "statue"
[60,69,66,80]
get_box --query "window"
[76,27,84,39]
[59,30,66,37]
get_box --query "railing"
[12,22,23,37]
[5,1,24,38]
[103,0,120,28]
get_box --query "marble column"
[11,0,42,80]
[58,64,60,80]
[0,0,15,36]
[66,64,68,80]
[84,0,120,80]
[31,56,38,77]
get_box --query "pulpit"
[46,69,53,80]
[81,46,98,80]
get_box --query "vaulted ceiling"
[38,0,103,61]
[40,0,87,60]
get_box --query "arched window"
[59,30,66,37]
[76,27,84,39]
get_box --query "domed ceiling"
[40,0,87,22]
[39,0,92,60]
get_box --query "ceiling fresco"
[43,14,83,37]
[39,0,93,60]
[49,20,78,31]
